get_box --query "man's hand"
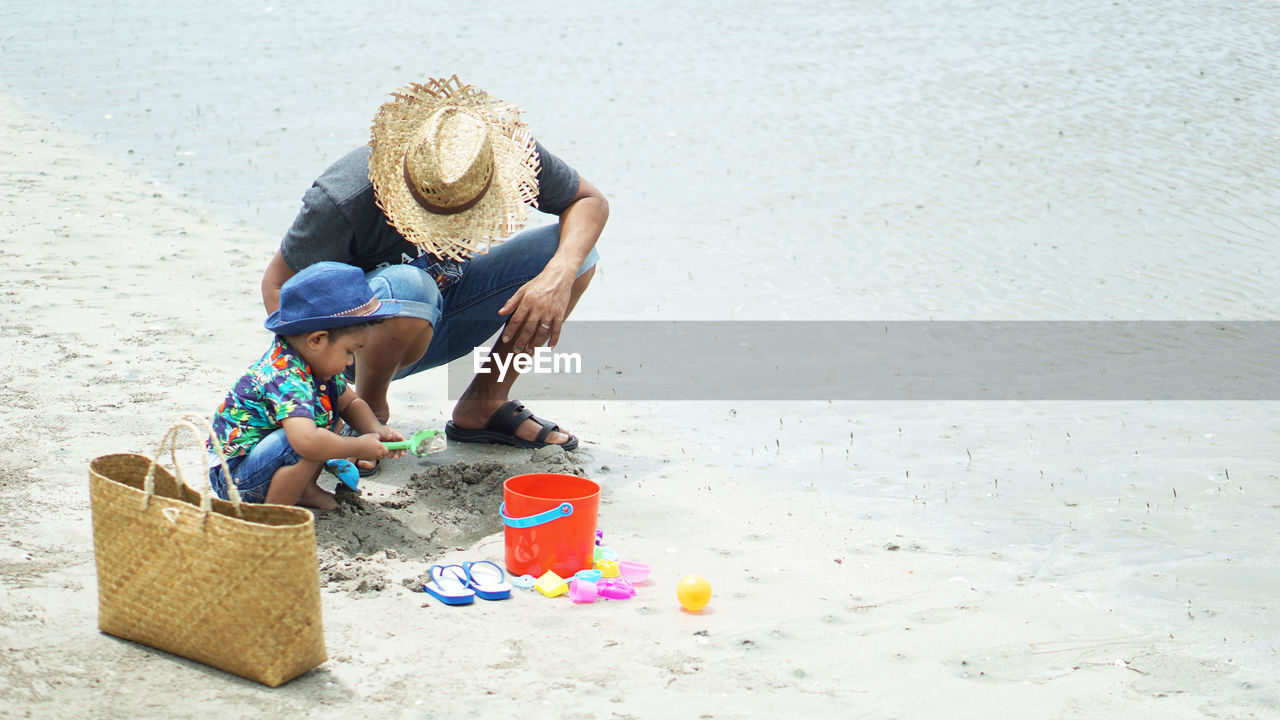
[496,176,608,354]
[498,269,574,353]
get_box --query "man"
[261,76,607,473]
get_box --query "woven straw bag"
[89,415,327,687]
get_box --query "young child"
[208,261,407,510]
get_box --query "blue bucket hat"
[264,262,402,336]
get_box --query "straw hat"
[369,76,540,261]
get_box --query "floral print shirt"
[209,336,345,460]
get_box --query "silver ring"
[539,323,552,330]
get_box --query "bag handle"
[142,413,243,518]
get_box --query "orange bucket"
[501,473,599,578]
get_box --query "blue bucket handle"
[500,501,574,529]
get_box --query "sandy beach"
[3,1,1279,717]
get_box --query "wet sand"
[2,1,1279,717]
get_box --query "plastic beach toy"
[594,559,619,578]
[535,570,568,598]
[324,459,360,491]
[676,574,712,612]
[502,473,600,578]
[593,546,618,562]
[513,574,536,590]
[574,569,603,583]
[568,578,598,603]
[617,561,651,584]
[383,429,446,457]
[597,578,636,600]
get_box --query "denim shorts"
[208,428,302,504]
[363,222,600,380]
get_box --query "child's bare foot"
[297,481,338,511]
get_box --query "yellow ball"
[676,574,712,611]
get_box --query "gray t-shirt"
[279,141,580,287]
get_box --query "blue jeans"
[208,428,303,504]
[364,222,599,380]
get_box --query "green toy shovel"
[383,429,446,457]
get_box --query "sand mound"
[313,451,587,594]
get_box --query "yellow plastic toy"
[676,574,712,611]
[534,570,568,598]
[594,559,620,578]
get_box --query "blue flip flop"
[423,564,475,606]
[462,560,513,601]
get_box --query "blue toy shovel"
[324,459,361,491]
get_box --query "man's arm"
[261,250,296,314]
[544,177,609,282]
[267,153,364,313]
[498,176,608,350]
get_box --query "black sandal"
[444,400,578,452]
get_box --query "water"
[3,0,1278,319]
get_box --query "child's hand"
[377,425,407,459]
[351,433,390,461]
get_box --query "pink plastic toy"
[568,578,598,603]
[617,560,651,584]
[597,578,636,600]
